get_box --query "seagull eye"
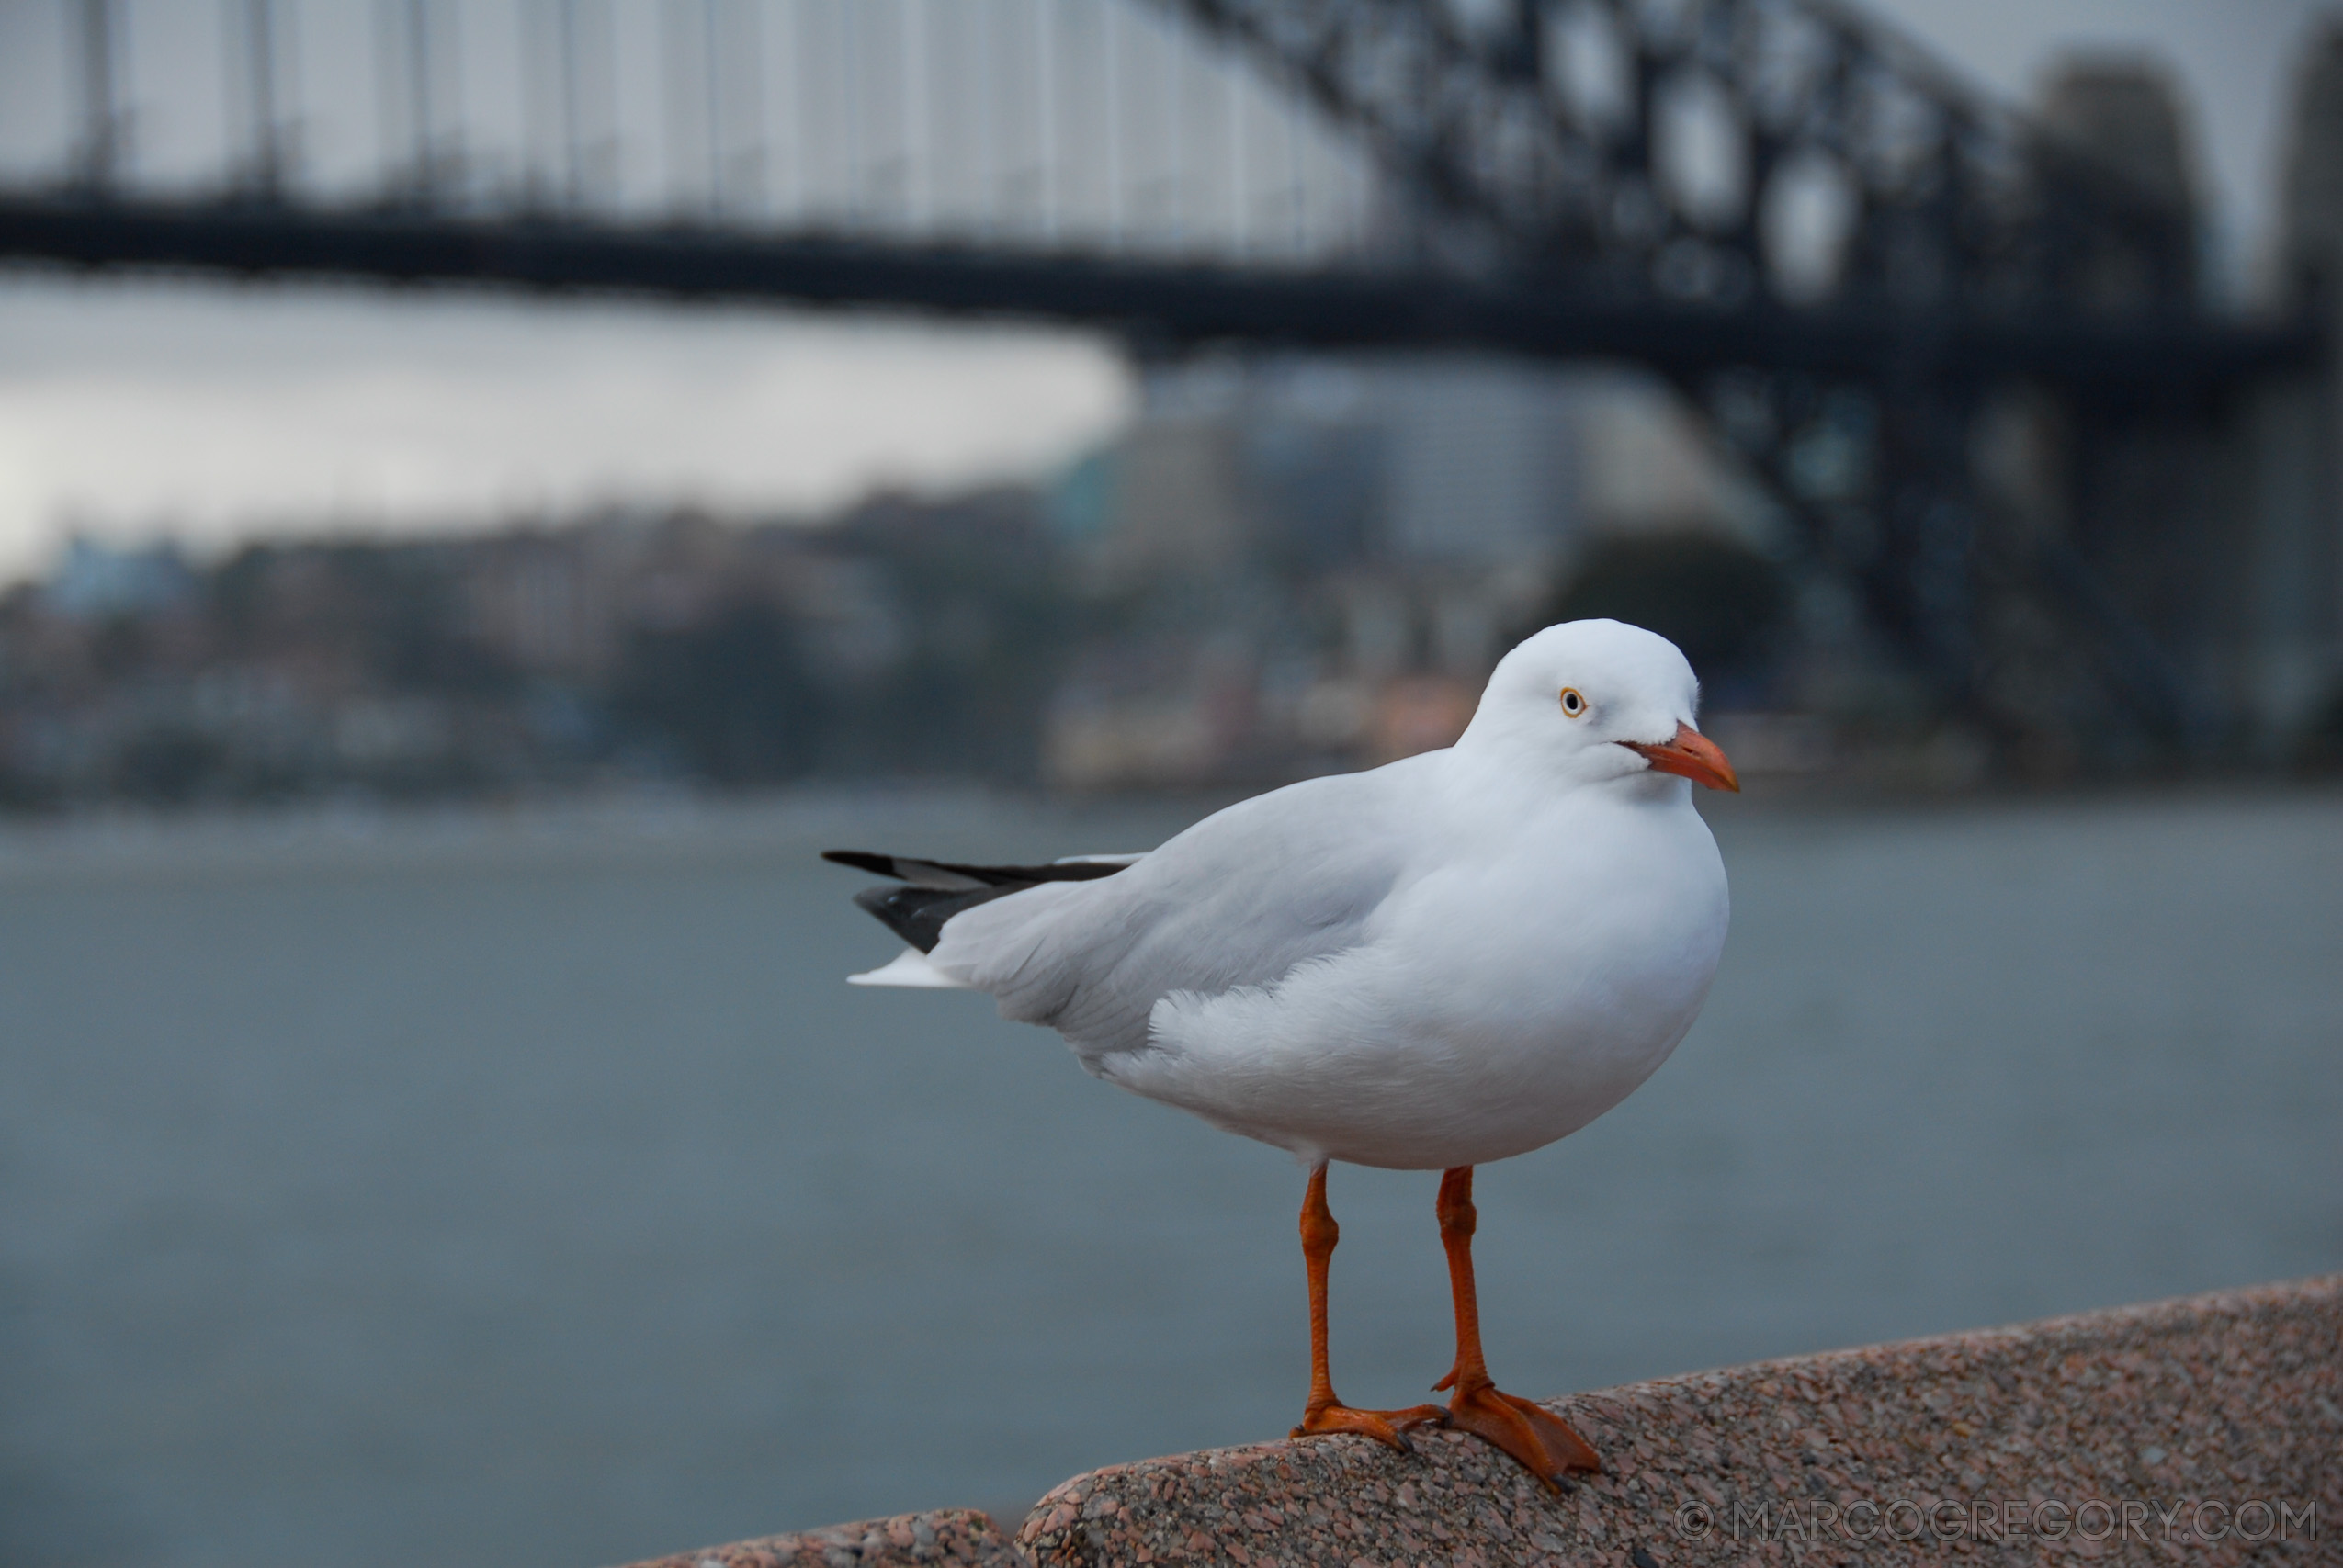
[1558,687,1587,718]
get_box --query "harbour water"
[2,786,2337,1568]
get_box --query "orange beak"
[1623,722,1740,793]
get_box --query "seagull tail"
[822,848,1144,978]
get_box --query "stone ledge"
[617,1275,2340,1568]
[617,1509,1021,1568]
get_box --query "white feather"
[846,947,970,988]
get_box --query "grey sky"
[0,279,1131,576]
[0,0,2331,581]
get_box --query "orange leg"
[1430,1167,1602,1485]
[1290,1164,1448,1451]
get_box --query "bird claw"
[1291,1401,1450,1454]
[1442,1380,1601,1488]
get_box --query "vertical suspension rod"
[1037,0,1059,243]
[74,0,121,189]
[905,0,930,231]
[232,0,288,197]
[1104,0,1123,249]
[406,0,433,195]
[703,0,725,213]
[557,0,585,207]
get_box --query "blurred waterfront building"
[2038,59,2202,283]
[0,488,1066,807]
[42,536,198,622]
[2270,25,2343,748]
[1037,350,1784,789]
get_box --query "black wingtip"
[852,883,1021,953]
[821,849,1134,886]
[822,849,899,877]
[830,845,1141,950]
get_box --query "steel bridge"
[0,0,2327,760]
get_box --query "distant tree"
[617,603,825,784]
[1542,534,1791,685]
[831,491,1070,783]
[2302,682,2343,772]
[112,728,228,806]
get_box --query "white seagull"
[825,619,1737,1486]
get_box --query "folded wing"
[922,764,1425,1062]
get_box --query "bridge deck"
[0,194,2315,390]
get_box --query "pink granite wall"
[617,1275,2340,1568]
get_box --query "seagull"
[824,619,1737,1486]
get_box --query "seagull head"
[1456,619,1740,794]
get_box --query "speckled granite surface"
[618,1276,2340,1568]
[617,1509,1021,1568]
